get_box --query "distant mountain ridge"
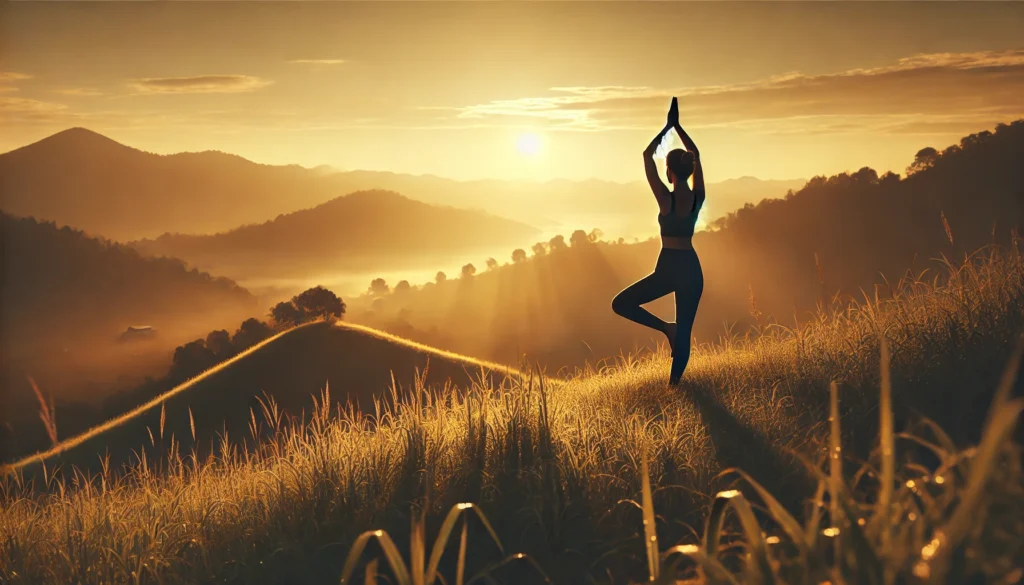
[1,128,803,242]
[0,128,351,240]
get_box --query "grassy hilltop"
[2,244,1023,584]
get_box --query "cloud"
[129,75,273,94]
[0,72,33,83]
[54,87,104,97]
[444,50,1024,133]
[287,59,347,65]
[0,96,69,124]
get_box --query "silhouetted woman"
[612,97,704,385]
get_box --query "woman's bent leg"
[612,272,672,333]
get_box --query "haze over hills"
[0,128,802,243]
[128,189,541,285]
[0,213,259,439]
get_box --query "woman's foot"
[664,322,678,355]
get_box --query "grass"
[2,244,1023,584]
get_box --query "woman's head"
[665,149,695,184]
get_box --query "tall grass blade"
[661,545,740,585]
[425,503,504,585]
[340,530,412,585]
[826,379,845,572]
[928,396,1024,578]
[641,451,660,581]
[877,338,894,552]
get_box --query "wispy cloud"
[441,50,1024,134]
[0,96,69,123]
[129,75,273,95]
[287,59,347,65]
[0,72,33,83]
[54,87,105,97]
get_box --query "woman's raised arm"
[643,124,673,201]
[673,119,704,197]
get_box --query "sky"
[1,2,1023,183]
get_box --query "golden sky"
[2,2,1023,183]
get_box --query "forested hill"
[1,213,257,356]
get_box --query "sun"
[515,132,542,156]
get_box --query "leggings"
[612,248,703,384]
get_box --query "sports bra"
[658,189,702,238]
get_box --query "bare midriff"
[661,236,693,250]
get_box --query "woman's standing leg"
[669,253,704,385]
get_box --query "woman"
[612,97,704,385]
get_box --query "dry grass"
[2,244,1023,584]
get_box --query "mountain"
[128,189,541,280]
[0,128,800,243]
[3,321,520,472]
[0,128,351,240]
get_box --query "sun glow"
[516,132,542,156]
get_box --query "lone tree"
[435,271,447,284]
[293,285,346,321]
[269,286,345,328]
[511,248,527,263]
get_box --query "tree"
[907,147,938,176]
[293,286,345,321]
[369,278,390,296]
[548,235,567,251]
[270,301,304,328]
[531,242,548,256]
[461,263,477,278]
[511,248,527,263]
[232,318,273,350]
[395,280,412,294]
[435,271,447,284]
[570,229,591,247]
[485,257,498,270]
[205,329,234,360]
[588,228,604,243]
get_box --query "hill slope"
[128,189,540,279]
[4,321,520,474]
